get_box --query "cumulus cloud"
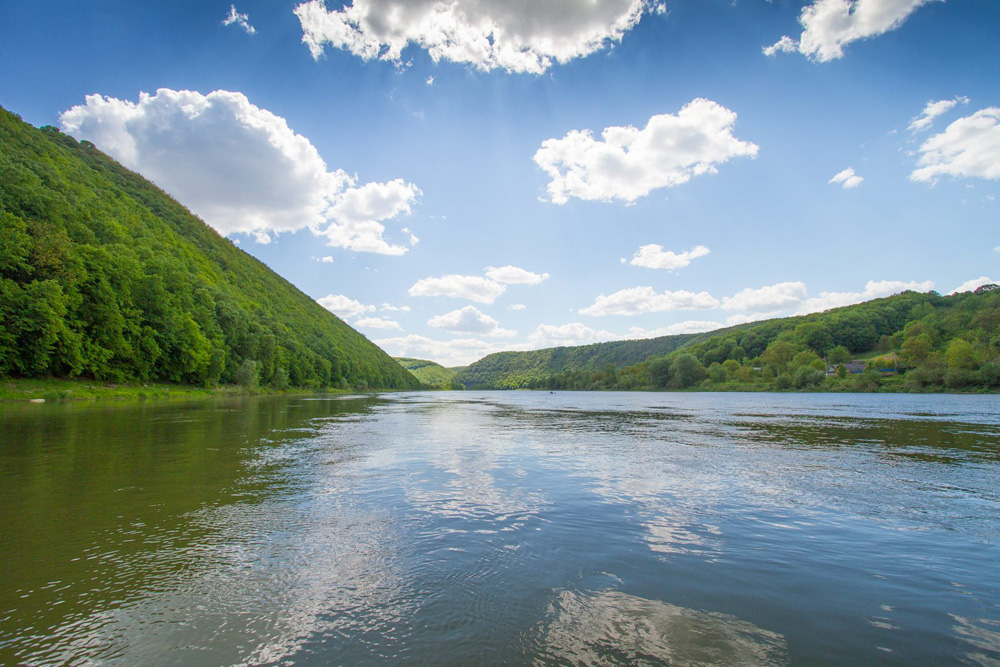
[508,304,527,311]
[579,287,720,317]
[797,279,934,314]
[534,99,758,205]
[829,167,864,189]
[909,96,969,133]
[626,321,724,338]
[722,282,808,313]
[909,108,1000,183]
[381,303,411,312]
[316,294,377,319]
[427,306,516,336]
[373,334,522,367]
[223,4,256,35]
[60,89,420,254]
[527,323,618,348]
[408,274,507,303]
[354,316,403,329]
[951,277,996,294]
[294,0,661,74]
[629,244,709,270]
[726,312,781,326]
[764,0,938,62]
[484,265,550,284]
[762,35,798,57]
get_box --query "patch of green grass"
[0,378,366,402]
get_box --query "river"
[1,391,998,665]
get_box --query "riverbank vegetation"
[0,108,419,392]
[458,287,1000,393]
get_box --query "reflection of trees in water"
[0,395,388,666]
[537,588,787,666]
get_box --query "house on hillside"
[826,361,869,377]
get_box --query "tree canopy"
[0,108,418,390]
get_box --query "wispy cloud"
[223,4,256,35]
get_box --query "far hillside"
[396,358,464,390]
[455,328,738,389]
[457,288,1000,392]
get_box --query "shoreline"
[0,378,363,403]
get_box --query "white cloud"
[797,279,934,314]
[527,323,618,348]
[629,244,709,270]
[322,179,422,255]
[762,35,798,57]
[534,99,758,205]
[427,306,516,337]
[373,334,522,367]
[910,108,1000,183]
[579,287,720,317]
[484,265,550,284]
[252,230,272,244]
[951,277,996,294]
[408,274,506,304]
[60,89,420,255]
[223,4,256,35]
[828,167,864,189]
[294,0,662,74]
[722,281,808,312]
[320,256,334,263]
[507,304,527,311]
[909,96,969,133]
[316,294,376,319]
[626,321,724,338]
[425,76,434,86]
[353,316,403,329]
[381,303,411,312]
[726,312,781,326]
[765,0,938,62]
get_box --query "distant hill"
[0,107,419,390]
[456,288,999,392]
[395,358,464,390]
[455,331,716,389]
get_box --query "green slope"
[459,288,1000,392]
[455,332,711,389]
[0,107,419,391]
[395,358,464,389]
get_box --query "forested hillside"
[459,288,1000,392]
[0,107,419,390]
[456,329,722,389]
[395,358,464,389]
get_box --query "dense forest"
[457,288,1000,392]
[0,107,419,391]
[395,358,464,390]
[455,332,710,389]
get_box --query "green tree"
[670,354,707,389]
[901,333,933,366]
[827,345,850,365]
[945,338,978,370]
[760,340,796,375]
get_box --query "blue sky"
[2,0,998,365]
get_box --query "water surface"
[1,391,998,665]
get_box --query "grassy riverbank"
[0,378,359,402]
